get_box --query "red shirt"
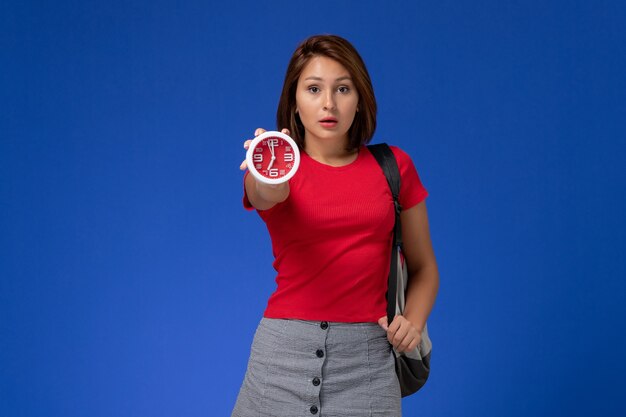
[244,145,428,322]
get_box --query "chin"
[308,129,349,142]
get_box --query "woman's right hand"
[240,128,266,171]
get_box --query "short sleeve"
[390,146,429,210]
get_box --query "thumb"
[378,316,388,331]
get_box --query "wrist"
[256,180,289,202]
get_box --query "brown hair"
[276,34,377,151]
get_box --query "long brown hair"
[276,35,377,151]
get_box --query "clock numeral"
[268,168,279,177]
[286,163,293,169]
[253,153,263,163]
[286,146,292,151]
[283,153,294,162]
[267,138,278,146]
[254,147,263,153]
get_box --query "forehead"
[299,56,351,80]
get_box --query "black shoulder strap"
[368,143,402,325]
[368,143,402,245]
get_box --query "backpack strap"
[368,143,402,326]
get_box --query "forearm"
[403,264,439,332]
[245,172,290,210]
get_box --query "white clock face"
[246,131,300,185]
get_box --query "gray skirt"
[232,318,401,417]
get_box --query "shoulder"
[388,145,412,162]
[364,144,422,175]
[366,143,413,160]
[364,143,418,172]
[365,143,412,159]
[378,145,417,173]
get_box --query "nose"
[323,90,336,111]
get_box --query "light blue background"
[2,1,625,416]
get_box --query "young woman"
[233,34,439,417]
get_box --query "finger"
[406,337,420,352]
[388,327,400,346]
[243,139,252,149]
[240,160,248,171]
[391,320,410,347]
[396,333,414,352]
[392,327,408,348]
[401,334,421,353]
[281,128,291,136]
[377,316,388,331]
[388,315,403,334]
[386,316,402,344]
[254,128,266,136]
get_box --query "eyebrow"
[303,76,352,82]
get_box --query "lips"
[319,117,338,128]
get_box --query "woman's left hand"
[378,315,422,353]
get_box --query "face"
[295,56,359,146]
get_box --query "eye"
[307,86,320,93]
[337,86,350,93]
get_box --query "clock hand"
[267,140,276,170]
[269,140,275,157]
[267,156,276,170]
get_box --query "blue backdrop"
[2,1,625,416]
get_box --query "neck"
[304,137,358,166]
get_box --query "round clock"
[246,131,301,185]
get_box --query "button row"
[311,323,325,415]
